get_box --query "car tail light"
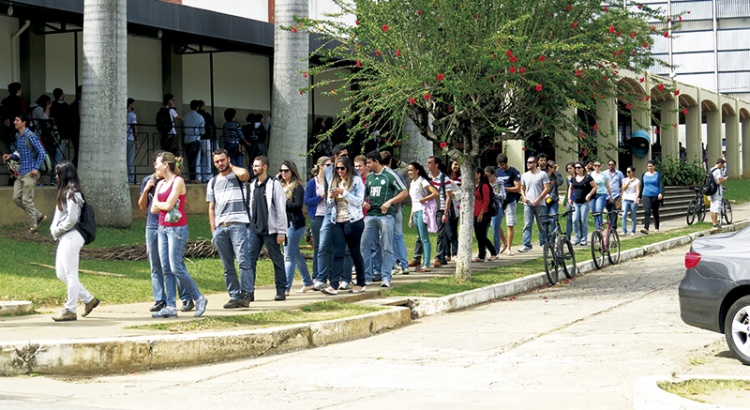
[685,251,701,269]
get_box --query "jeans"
[563,202,574,240]
[285,224,312,291]
[572,202,590,244]
[158,225,202,308]
[147,227,189,303]
[622,200,638,234]
[606,196,620,230]
[248,230,287,294]
[474,215,495,259]
[491,205,505,254]
[13,172,42,230]
[392,210,408,270]
[310,215,324,279]
[414,210,447,263]
[546,201,559,237]
[331,219,366,287]
[185,140,201,181]
[360,215,395,282]
[51,138,68,184]
[226,141,242,167]
[522,203,548,249]
[127,138,136,183]
[199,139,213,182]
[213,223,254,298]
[447,215,459,257]
[592,194,608,229]
[412,211,432,267]
[315,212,334,284]
[642,195,660,230]
[56,229,93,313]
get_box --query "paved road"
[0,245,734,409]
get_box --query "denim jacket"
[327,176,365,223]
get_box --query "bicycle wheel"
[560,238,577,279]
[607,229,621,265]
[723,201,733,225]
[686,200,696,225]
[543,242,559,285]
[698,201,707,223]
[591,231,605,269]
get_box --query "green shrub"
[656,158,704,186]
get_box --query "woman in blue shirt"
[639,160,664,234]
[590,161,613,229]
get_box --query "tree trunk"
[454,155,479,282]
[400,117,433,166]
[270,0,309,176]
[79,0,131,227]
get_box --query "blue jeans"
[522,203,548,249]
[148,228,188,303]
[491,205,505,253]
[51,138,69,184]
[248,230,286,294]
[392,211,408,270]
[310,215,324,279]
[213,223,254,298]
[546,201,559,237]
[315,212,334,284]
[198,139,213,182]
[563,202,573,240]
[158,225,202,308]
[412,210,432,267]
[592,194,608,228]
[285,224,312,291]
[572,202,591,244]
[622,200,638,234]
[127,138,136,183]
[331,219,366,287]
[360,215,395,282]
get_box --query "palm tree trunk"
[270,0,309,175]
[79,0,131,227]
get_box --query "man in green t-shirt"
[361,151,408,288]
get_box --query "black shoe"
[223,299,245,309]
[372,274,383,282]
[149,301,166,312]
[181,299,195,312]
[241,291,255,302]
[438,259,448,266]
[274,293,286,301]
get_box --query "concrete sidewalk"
[1,201,748,375]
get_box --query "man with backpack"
[518,155,550,253]
[156,93,182,156]
[708,157,728,228]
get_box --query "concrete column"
[400,117,434,164]
[504,139,524,172]
[161,38,183,106]
[706,110,722,169]
[742,118,750,178]
[725,113,740,178]
[659,99,679,162]
[20,23,46,102]
[596,98,617,163]
[555,107,578,167]
[685,105,702,163]
[631,106,651,175]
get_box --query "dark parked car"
[679,226,750,365]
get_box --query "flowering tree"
[295,0,671,281]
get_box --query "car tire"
[724,295,750,365]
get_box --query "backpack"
[25,134,51,173]
[77,194,96,245]
[155,106,173,134]
[492,181,507,203]
[702,167,719,196]
[486,188,500,217]
[247,126,259,142]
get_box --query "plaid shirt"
[11,128,45,176]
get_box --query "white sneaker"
[338,281,349,290]
[381,281,391,288]
[630,232,635,237]
[321,287,338,295]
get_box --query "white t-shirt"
[409,177,431,212]
[127,111,137,141]
[169,108,179,135]
[621,177,640,201]
[711,167,723,198]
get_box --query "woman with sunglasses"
[621,166,640,237]
[639,160,663,234]
[567,161,596,246]
[279,160,313,295]
[589,161,613,229]
[304,156,331,287]
[473,168,499,262]
[407,161,439,272]
[321,157,366,294]
[563,162,576,240]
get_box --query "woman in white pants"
[50,161,99,322]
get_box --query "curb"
[634,375,750,410]
[0,301,33,317]
[0,306,410,376]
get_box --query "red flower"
[672,123,677,128]
[510,56,517,63]
[617,31,621,37]
[437,73,445,81]
[575,70,582,77]
[630,31,637,38]
[423,93,431,101]
[625,103,633,110]
[510,66,517,74]
[688,10,691,14]
[409,97,416,105]
[579,132,584,139]
[679,15,683,22]
[417,10,422,15]
[650,26,656,31]
[303,71,308,78]
[538,55,546,62]
[566,4,572,11]
[642,42,649,48]
[645,95,651,101]
[505,49,513,57]
[593,124,599,131]
[363,123,368,128]
[609,25,615,34]
[613,51,618,58]
[667,18,671,23]
[637,3,642,9]
[520,67,526,74]
[355,60,362,67]
[439,142,448,149]
[682,108,688,115]
[299,91,304,95]
[355,19,359,26]
[674,89,680,96]
[663,31,669,38]
[571,21,578,28]
[375,50,382,56]
[382,24,389,32]
[522,147,527,151]
[395,49,401,56]
[535,84,543,92]
[583,148,588,156]
[473,14,478,20]
[657,83,665,91]
[291,27,297,33]
[603,6,609,12]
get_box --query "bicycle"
[686,186,707,226]
[590,210,621,270]
[718,196,733,227]
[541,210,577,286]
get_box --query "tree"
[79,0,131,227]
[297,0,672,281]
[271,0,310,176]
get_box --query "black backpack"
[155,107,173,134]
[77,194,96,245]
[701,167,718,196]
[480,183,500,217]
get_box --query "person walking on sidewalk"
[408,161,439,272]
[247,156,289,301]
[305,156,332,285]
[150,152,208,318]
[207,149,254,309]
[50,161,99,322]
[518,155,550,253]
[474,168,499,262]
[495,153,522,255]
[2,114,46,233]
[709,158,728,228]
[279,160,314,295]
[639,160,664,235]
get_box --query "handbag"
[165,199,182,223]
[423,198,438,233]
[615,196,622,210]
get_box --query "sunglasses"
[336,166,346,171]
[279,169,290,173]
[324,163,332,167]
[527,161,536,164]
[594,164,602,167]
[575,166,583,169]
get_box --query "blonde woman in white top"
[621,166,640,237]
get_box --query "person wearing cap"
[709,158,728,228]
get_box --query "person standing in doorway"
[127,98,138,184]
[182,100,205,183]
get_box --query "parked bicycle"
[541,210,577,286]
[590,210,621,269]
[718,196,733,227]
[686,186,707,225]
